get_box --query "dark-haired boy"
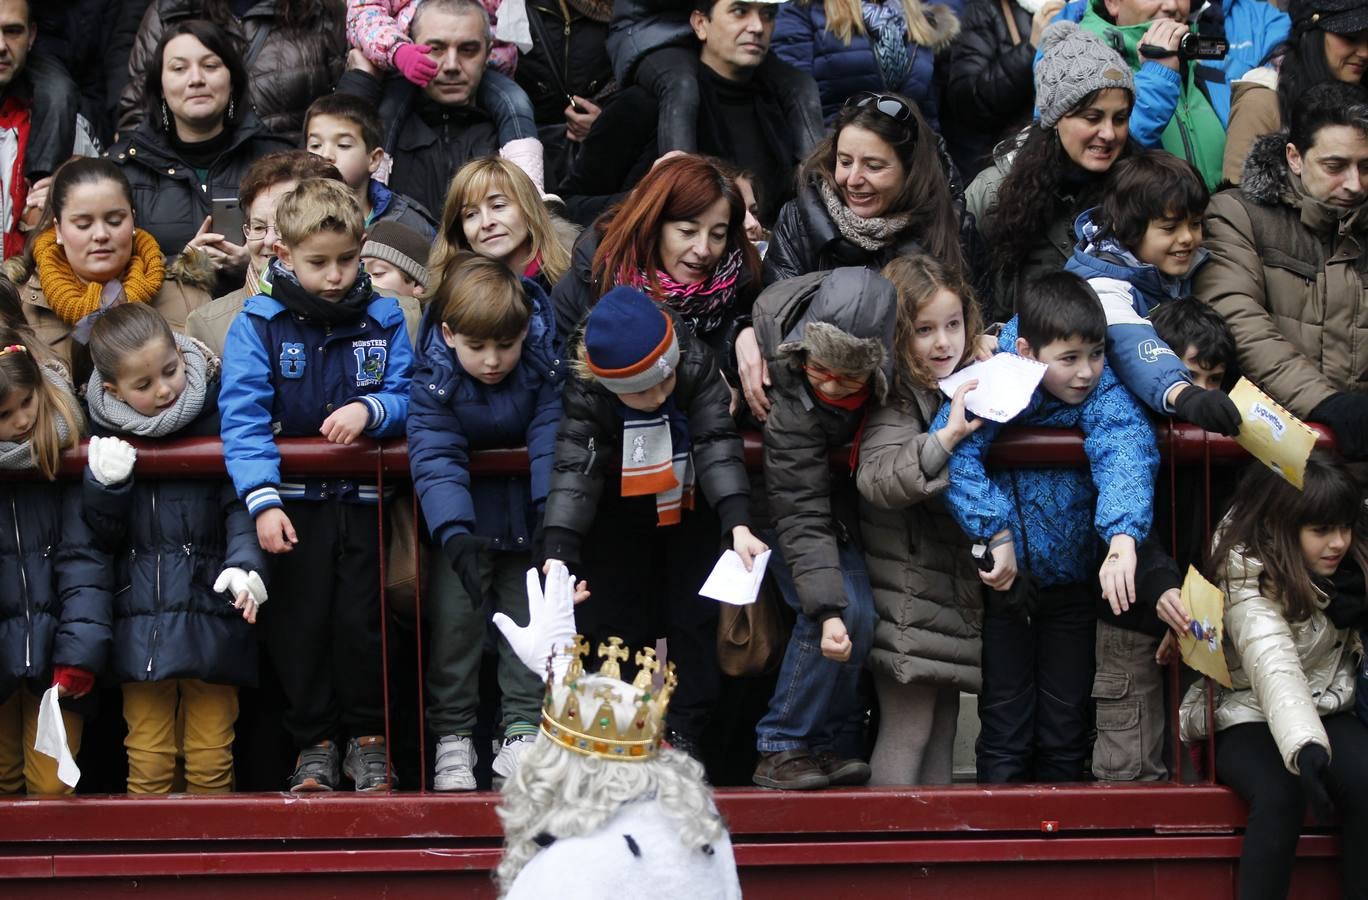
[936,272,1158,783]
[1063,149,1240,436]
[1150,299,1236,392]
[304,93,437,239]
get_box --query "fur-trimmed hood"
[923,4,963,53]
[1238,132,1293,207]
[774,267,897,403]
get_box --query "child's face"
[441,323,527,385]
[277,230,363,300]
[911,288,967,380]
[0,386,36,442]
[615,373,677,413]
[1134,211,1204,277]
[1300,523,1352,577]
[305,114,382,191]
[1180,346,1226,391]
[364,256,421,298]
[1017,334,1105,405]
[803,358,869,402]
[105,337,187,416]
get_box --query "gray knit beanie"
[362,220,431,288]
[1034,21,1135,128]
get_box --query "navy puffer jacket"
[407,278,566,552]
[81,402,264,686]
[0,483,112,702]
[771,0,960,129]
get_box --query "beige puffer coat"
[856,383,983,691]
[1196,132,1368,419]
[1180,546,1363,774]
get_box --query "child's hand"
[393,42,438,87]
[214,567,268,624]
[320,401,371,445]
[87,436,137,486]
[936,380,983,451]
[1100,534,1138,615]
[1156,587,1191,635]
[732,525,768,570]
[1155,630,1179,666]
[256,508,297,554]
[974,334,999,362]
[820,617,852,662]
[543,558,591,601]
[980,530,1017,591]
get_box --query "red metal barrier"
[0,425,1344,897]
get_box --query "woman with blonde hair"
[772,0,960,129]
[430,158,577,295]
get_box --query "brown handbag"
[716,573,792,677]
[384,488,425,622]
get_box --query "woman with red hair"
[550,155,761,384]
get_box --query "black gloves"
[443,534,489,608]
[1295,743,1337,825]
[1173,385,1242,437]
[1326,558,1368,629]
[1311,392,1368,460]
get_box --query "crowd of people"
[0,0,1366,895]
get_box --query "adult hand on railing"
[496,561,586,678]
[1295,743,1337,824]
[1311,392,1368,460]
[87,436,137,486]
[256,508,298,554]
[214,567,268,624]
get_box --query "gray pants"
[1091,620,1166,781]
[425,549,544,737]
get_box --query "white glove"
[213,567,268,608]
[495,562,578,679]
[86,436,137,486]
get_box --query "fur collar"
[925,4,962,53]
[1240,132,1293,207]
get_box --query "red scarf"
[0,96,30,260]
[811,385,873,471]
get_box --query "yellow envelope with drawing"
[1228,378,1317,489]
[1179,566,1232,689]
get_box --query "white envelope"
[938,353,1048,423]
[699,550,772,606]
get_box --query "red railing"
[0,425,1344,898]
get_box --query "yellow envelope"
[1179,566,1232,689]
[1228,378,1318,489]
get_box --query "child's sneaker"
[288,740,340,792]
[343,735,397,792]
[491,734,538,786]
[433,735,477,791]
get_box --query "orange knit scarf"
[33,228,166,324]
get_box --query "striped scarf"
[619,400,694,526]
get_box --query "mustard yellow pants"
[123,679,238,794]
[0,688,83,795]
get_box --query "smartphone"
[210,197,245,242]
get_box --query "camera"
[1138,32,1229,62]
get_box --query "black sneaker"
[343,735,397,792]
[289,740,340,792]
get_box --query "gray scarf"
[86,333,218,438]
[0,362,77,471]
[818,180,912,252]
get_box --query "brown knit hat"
[362,220,431,288]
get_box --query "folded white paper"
[938,353,1048,423]
[699,549,771,606]
[34,686,80,788]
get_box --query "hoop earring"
[161,101,171,133]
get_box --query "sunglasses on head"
[849,92,914,123]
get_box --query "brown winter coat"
[1196,132,1368,418]
[1220,68,1279,186]
[856,383,983,691]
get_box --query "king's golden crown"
[540,635,677,761]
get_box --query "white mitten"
[87,436,137,486]
[213,567,268,608]
[494,562,578,678]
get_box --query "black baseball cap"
[1291,0,1368,35]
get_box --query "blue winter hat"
[583,287,680,394]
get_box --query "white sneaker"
[491,733,539,784]
[433,735,477,791]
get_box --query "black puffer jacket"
[0,483,112,703]
[541,319,751,565]
[942,0,1036,179]
[81,404,264,686]
[118,0,346,143]
[109,113,291,262]
[763,138,978,286]
[337,68,500,220]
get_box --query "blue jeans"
[755,535,875,755]
[477,70,539,145]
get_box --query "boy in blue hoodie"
[936,271,1158,783]
[406,252,565,792]
[1062,149,1241,436]
[219,178,414,793]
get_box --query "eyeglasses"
[803,363,868,391]
[243,221,278,240]
[849,92,914,123]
